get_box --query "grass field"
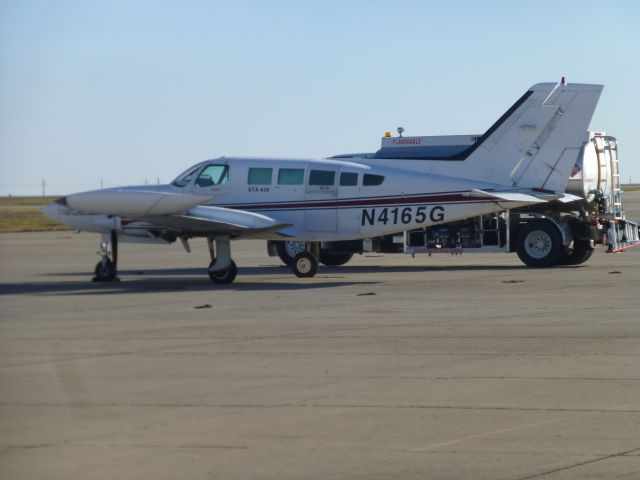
[0,196,59,207]
[0,197,70,233]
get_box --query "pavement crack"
[513,447,640,480]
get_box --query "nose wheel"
[93,231,119,282]
[94,257,117,282]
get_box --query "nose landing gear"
[93,231,119,282]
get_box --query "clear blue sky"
[1,0,639,195]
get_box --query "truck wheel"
[515,220,565,268]
[276,241,306,266]
[292,252,318,278]
[562,240,595,265]
[319,252,353,267]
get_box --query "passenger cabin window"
[363,174,385,186]
[195,165,229,188]
[309,170,336,186]
[339,172,358,186]
[278,168,304,185]
[248,167,272,185]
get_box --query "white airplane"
[44,81,603,284]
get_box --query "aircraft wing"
[62,187,214,216]
[141,206,292,238]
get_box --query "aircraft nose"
[42,197,67,221]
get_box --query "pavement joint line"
[2,351,638,369]
[3,374,640,381]
[0,323,415,370]
[1,402,639,413]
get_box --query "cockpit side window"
[195,165,229,188]
[172,166,201,187]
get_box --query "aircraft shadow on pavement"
[3,263,579,296]
[1,266,380,296]
[47,263,529,278]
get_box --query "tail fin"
[465,81,603,193]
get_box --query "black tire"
[94,258,116,282]
[208,260,238,284]
[562,240,595,265]
[292,252,318,278]
[319,252,353,266]
[276,241,307,266]
[515,220,565,268]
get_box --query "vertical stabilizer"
[510,83,603,192]
[465,82,603,193]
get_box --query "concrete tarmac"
[1,193,639,480]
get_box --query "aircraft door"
[305,167,338,232]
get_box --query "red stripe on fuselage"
[222,193,483,211]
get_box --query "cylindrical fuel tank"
[566,134,616,200]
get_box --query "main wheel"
[208,260,238,284]
[276,241,307,266]
[562,240,595,265]
[94,258,116,282]
[292,252,318,278]
[319,252,353,266]
[515,220,565,268]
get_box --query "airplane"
[43,80,603,284]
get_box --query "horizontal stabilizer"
[464,189,546,205]
[533,192,583,203]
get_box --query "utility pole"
[100,178,104,189]
[41,179,46,197]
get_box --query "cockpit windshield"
[172,164,203,188]
[195,164,229,188]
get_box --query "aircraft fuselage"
[47,156,525,242]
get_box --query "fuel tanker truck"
[269,131,640,268]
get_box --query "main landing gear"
[276,240,353,271]
[206,237,322,283]
[291,252,318,278]
[289,242,320,278]
[207,236,237,284]
[272,240,323,277]
[94,231,119,282]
